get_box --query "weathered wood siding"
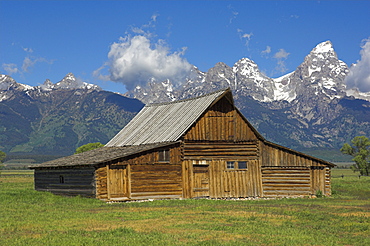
[96,166,108,200]
[183,141,259,160]
[260,142,332,196]
[34,167,96,197]
[130,164,182,200]
[181,96,263,198]
[182,159,262,198]
[261,143,313,167]
[311,166,331,196]
[184,97,258,141]
[95,144,183,201]
[325,167,331,196]
[262,167,311,197]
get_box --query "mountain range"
[1,40,369,162]
[0,73,143,156]
[125,41,370,154]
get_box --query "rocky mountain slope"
[125,41,370,152]
[0,73,143,156]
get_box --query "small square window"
[226,161,235,169]
[159,149,170,162]
[238,161,247,169]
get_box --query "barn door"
[193,165,210,197]
[108,165,128,199]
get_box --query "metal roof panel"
[106,89,228,146]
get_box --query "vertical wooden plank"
[211,160,217,198]
[106,165,111,200]
[258,160,263,197]
[189,161,194,198]
[182,160,189,198]
[127,164,131,199]
[240,171,244,197]
[209,160,214,198]
[219,160,224,198]
[231,172,236,197]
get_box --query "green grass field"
[0,169,369,245]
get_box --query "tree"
[340,136,370,176]
[0,151,6,174]
[75,142,104,154]
[0,151,6,163]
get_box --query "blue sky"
[1,0,370,93]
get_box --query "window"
[226,161,248,170]
[59,175,64,183]
[226,161,235,169]
[158,149,170,162]
[238,161,247,169]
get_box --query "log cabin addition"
[30,88,334,201]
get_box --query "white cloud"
[2,55,52,76]
[345,38,370,92]
[2,63,19,75]
[21,57,52,73]
[22,57,36,72]
[228,5,238,24]
[242,33,252,39]
[273,49,290,59]
[237,29,253,46]
[1,45,53,77]
[151,13,159,22]
[100,34,193,90]
[22,47,33,53]
[261,46,271,56]
[273,49,290,73]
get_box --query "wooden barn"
[30,88,334,201]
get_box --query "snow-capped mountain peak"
[0,73,101,102]
[311,40,334,54]
[54,73,101,90]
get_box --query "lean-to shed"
[31,88,334,200]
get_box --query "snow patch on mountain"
[272,72,296,102]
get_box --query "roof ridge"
[146,87,230,107]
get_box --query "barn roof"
[106,89,231,146]
[30,142,179,168]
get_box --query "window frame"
[158,149,170,162]
[226,161,235,169]
[226,161,248,170]
[238,161,248,170]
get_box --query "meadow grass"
[0,169,369,245]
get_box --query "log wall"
[34,167,96,197]
[95,166,108,200]
[183,141,259,160]
[130,164,182,200]
[95,144,183,201]
[262,167,311,197]
[260,142,332,196]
